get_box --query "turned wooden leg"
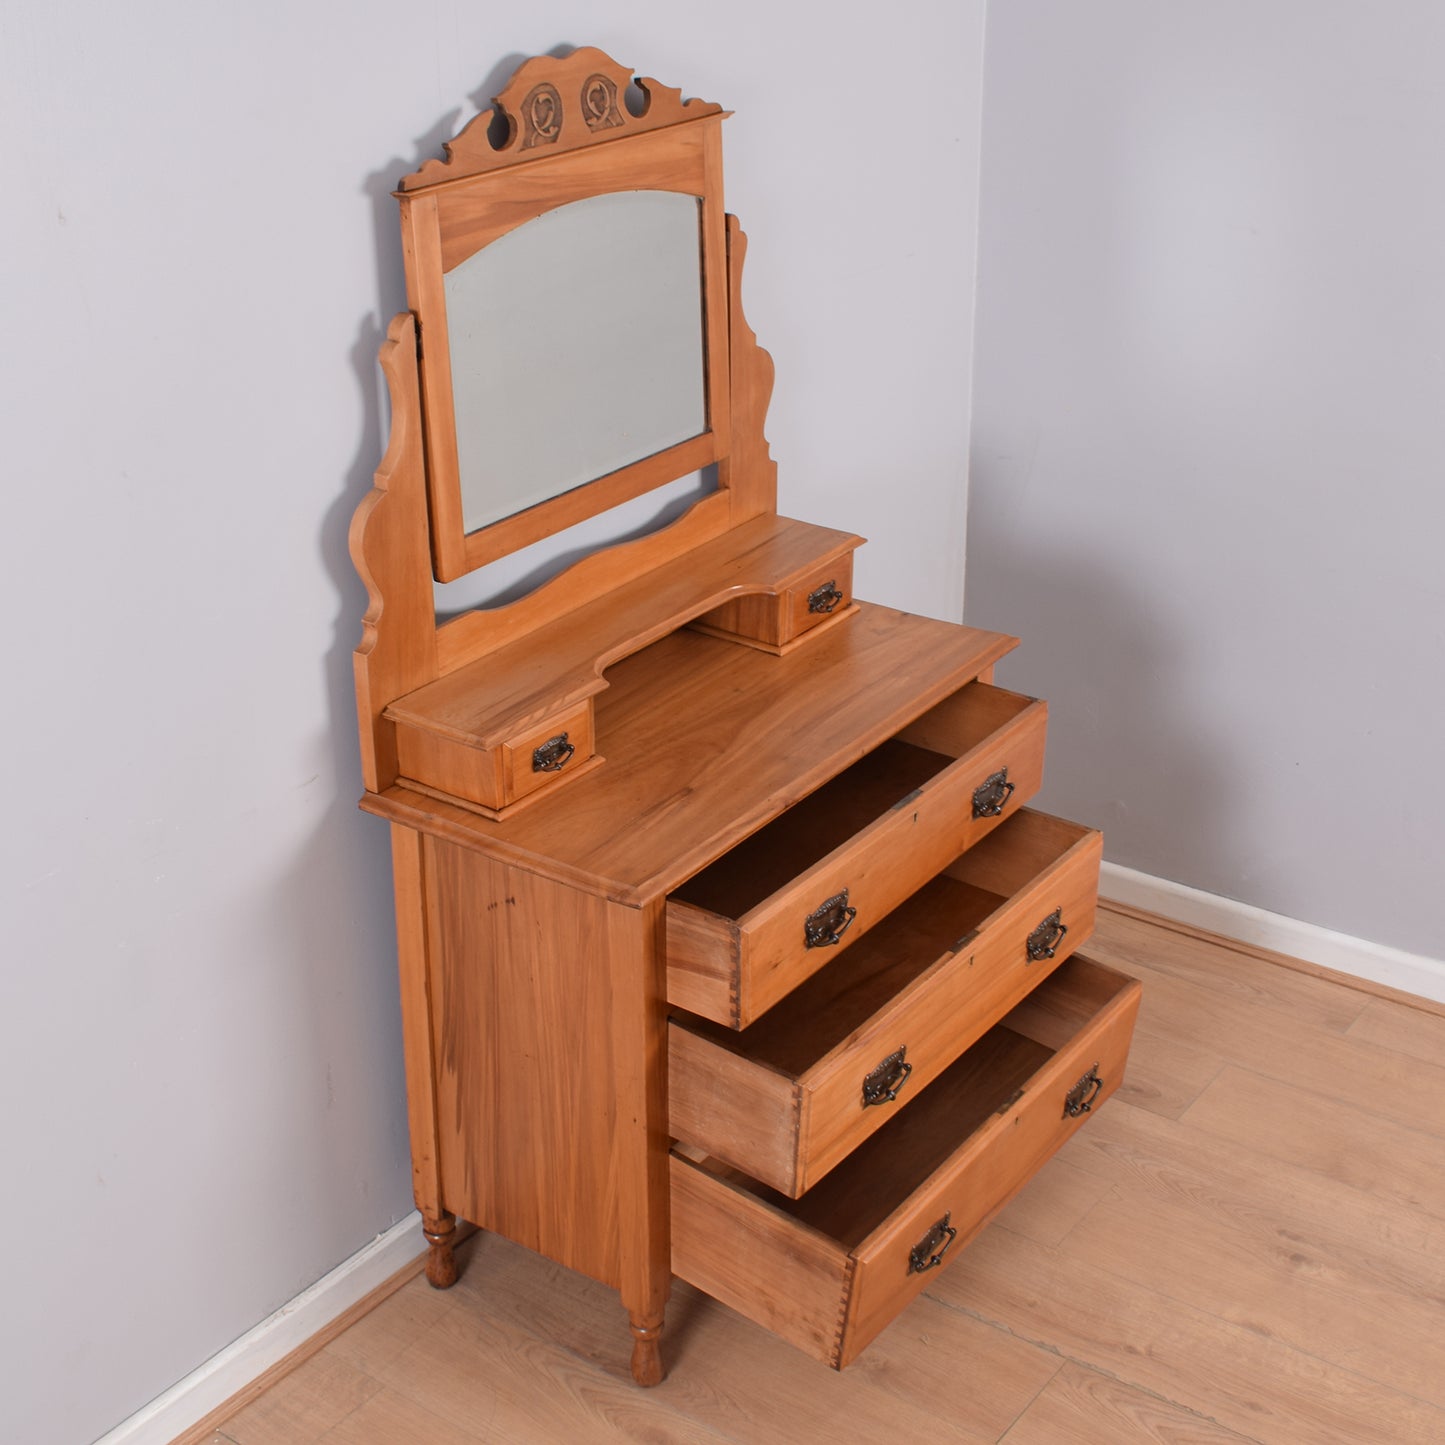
[422,1213,459,1289]
[629,1311,665,1387]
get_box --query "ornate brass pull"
[908,1212,957,1275]
[807,579,844,614]
[972,768,1015,819]
[1026,909,1068,962]
[531,733,575,773]
[861,1047,912,1107]
[1063,1063,1103,1118]
[804,889,856,948]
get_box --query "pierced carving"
[520,83,563,148]
[581,73,624,132]
[398,47,724,192]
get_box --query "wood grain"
[1346,995,1445,1064]
[665,682,1048,1025]
[670,958,1141,1370]
[1179,1063,1445,1224]
[348,314,437,794]
[432,122,713,271]
[1001,1361,1255,1444]
[668,810,1103,1193]
[423,839,624,1288]
[717,216,778,521]
[388,827,445,1226]
[398,49,734,585]
[212,1351,380,1445]
[223,912,1445,1443]
[692,552,855,649]
[941,1224,1445,1445]
[366,604,1019,903]
[394,513,863,743]
[398,48,725,192]
[1061,1107,1445,1410]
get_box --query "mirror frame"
[396,48,733,582]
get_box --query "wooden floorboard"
[212,905,1445,1444]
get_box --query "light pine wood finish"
[666,682,1048,1027]
[216,907,1445,1444]
[351,48,1122,1390]
[397,49,734,581]
[691,551,856,652]
[386,513,863,752]
[385,826,453,1286]
[671,956,1141,1369]
[348,314,437,795]
[668,809,1103,1194]
[365,606,1019,905]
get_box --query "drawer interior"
[670,682,1036,921]
[682,955,1131,1249]
[674,810,1092,1077]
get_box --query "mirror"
[396,48,732,581]
[445,190,708,535]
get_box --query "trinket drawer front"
[365,601,1137,1376]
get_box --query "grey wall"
[0,5,985,1442]
[968,2,1445,958]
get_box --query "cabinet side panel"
[425,837,622,1286]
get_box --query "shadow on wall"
[298,53,568,1173]
[963,470,1230,895]
[270,87,532,1252]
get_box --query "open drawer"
[669,809,1102,1195]
[665,682,1047,1028]
[670,954,1141,1369]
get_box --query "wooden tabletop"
[365,603,1016,902]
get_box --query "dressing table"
[350,48,1140,1386]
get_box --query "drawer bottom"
[670,954,1141,1368]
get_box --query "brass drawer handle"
[807,579,844,614]
[804,889,857,948]
[861,1046,912,1107]
[908,1212,957,1275]
[532,732,575,773]
[1026,909,1068,962]
[1063,1063,1103,1118]
[972,767,1015,819]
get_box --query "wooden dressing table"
[350,48,1140,1386]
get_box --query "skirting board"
[1101,861,1445,1006]
[93,1211,425,1445]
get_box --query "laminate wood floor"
[209,906,1445,1445]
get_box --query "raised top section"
[387,514,862,749]
[399,48,726,193]
[365,605,1019,904]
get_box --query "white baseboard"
[93,1211,424,1445]
[1100,861,1445,1006]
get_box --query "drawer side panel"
[670,1154,853,1367]
[668,1025,802,1193]
[665,900,741,1024]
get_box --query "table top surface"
[366,602,1016,903]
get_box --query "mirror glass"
[444,190,708,534]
